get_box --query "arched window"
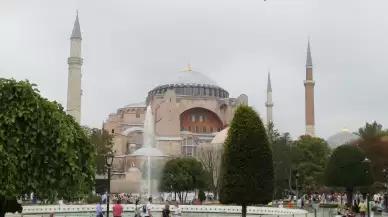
[195,126,199,132]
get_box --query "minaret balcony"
[304,80,315,86]
[68,57,83,65]
[265,102,274,107]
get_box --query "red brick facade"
[180,108,223,133]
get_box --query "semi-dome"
[147,66,229,103]
[211,127,229,144]
[327,127,360,149]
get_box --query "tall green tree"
[324,145,374,205]
[219,105,274,217]
[292,136,331,193]
[83,127,113,175]
[266,122,280,145]
[159,158,205,204]
[355,121,388,139]
[272,132,292,199]
[0,79,95,217]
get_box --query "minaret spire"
[265,69,274,126]
[306,37,313,67]
[304,38,315,137]
[66,12,83,124]
[71,11,82,40]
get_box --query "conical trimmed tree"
[219,105,274,217]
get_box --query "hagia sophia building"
[65,13,354,192]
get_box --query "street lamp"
[363,158,371,217]
[295,173,300,200]
[105,151,114,217]
[383,168,388,213]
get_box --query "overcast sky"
[1,0,387,139]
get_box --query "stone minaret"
[304,39,315,137]
[66,12,83,124]
[265,70,274,126]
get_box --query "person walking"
[144,197,153,217]
[162,205,170,217]
[113,200,123,217]
[359,200,367,217]
[134,199,141,217]
[173,203,182,217]
[96,202,103,217]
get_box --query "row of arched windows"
[148,86,229,99]
[180,125,220,133]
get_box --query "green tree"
[292,136,331,194]
[83,127,113,175]
[219,105,274,217]
[159,158,205,204]
[272,132,292,199]
[324,145,374,205]
[355,121,388,139]
[0,79,95,217]
[266,122,280,145]
[351,135,388,184]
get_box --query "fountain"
[131,105,168,197]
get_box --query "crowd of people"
[96,194,183,217]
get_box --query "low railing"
[18,204,307,216]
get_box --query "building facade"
[103,66,248,180]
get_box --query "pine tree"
[219,105,274,217]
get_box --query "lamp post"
[363,158,371,217]
[295,173,299,200]
[105,151,114,217]
[383,168,388,213]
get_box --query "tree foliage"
[271,132,293,198]
[159,158,205,204]
[0,79,95,216]
[292,136,331,193]
[324,145,374,204]
[350,136,388,182]
[219,105,274,217]
[267,122,280,145]
[83,127,113,175]
[354,121,388,139]
[351,122,388,183]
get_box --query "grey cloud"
[1,0,387,139]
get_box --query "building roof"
[211,127,229,144]
[169,69,218,87]
[326,127,360,149]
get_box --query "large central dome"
[169,70,219,87]
[146,67,229,102]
